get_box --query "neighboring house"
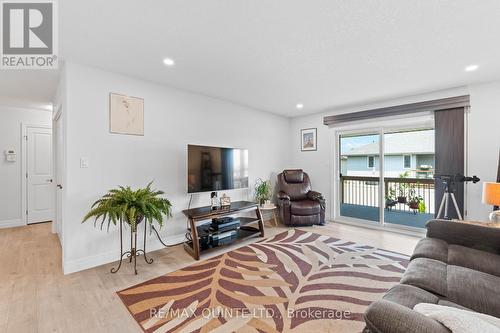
[341,130,435,178]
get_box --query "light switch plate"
[80,157,89,168]
[4,150,16,162]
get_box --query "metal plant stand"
[111,219,153,275]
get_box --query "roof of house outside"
[344,130,434,156]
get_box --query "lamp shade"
[482,182,500,206]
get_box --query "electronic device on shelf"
[199,234,210,250]
[193,217,241,249]
[212,216,235,224]
[211,219,240,233]
[210,230,238,247]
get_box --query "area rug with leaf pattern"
[118,229,409,333]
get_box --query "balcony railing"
[340,176,435,214]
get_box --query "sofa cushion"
[290,200,320,215]
[426,219,500,254]
[437,299,471,311]
[447,265,500,318]
[414,303,500,333]
[383,284,439,309]
[411,238,448,263]
[401,258,448,297]
[364,300,450,333]
[448,244,500,278]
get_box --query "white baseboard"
[62,233,187,275]
[0,219,25,229]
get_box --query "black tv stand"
[182,201,264,260]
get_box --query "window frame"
[403,154,412,169]
[367,155,375,168]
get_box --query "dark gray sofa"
[364,219,500,333]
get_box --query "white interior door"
[27,127,54,224]
[54,112,64,237]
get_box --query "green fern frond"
[82,182,173,231]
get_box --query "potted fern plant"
[83,181,172,231]
[82,182,172,274]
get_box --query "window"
[367,156,375,168]
[403,155,411,169]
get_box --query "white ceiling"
[4,1,500,116]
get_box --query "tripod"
[436,180,463,220]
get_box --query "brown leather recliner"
[276,169,325,226]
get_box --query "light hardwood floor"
[0,221,420,333]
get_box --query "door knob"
[57,184,63,189]
[47,179,53,183]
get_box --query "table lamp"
[482,182,500,221]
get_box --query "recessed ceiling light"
[296,103,304,109]
[163,57,175,67]
[465,64,479,72]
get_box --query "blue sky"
[340,134,379,154]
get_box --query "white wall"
[290,85,500,222]
[468,81,500,219]
[0,106,52,228]
[61,62,291,274]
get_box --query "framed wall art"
[109,93,144,136]
[301,128,317,151]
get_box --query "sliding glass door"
[383,129,435,228]
[339,133,381,224]
[337,125,435,230]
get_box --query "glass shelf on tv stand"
[193,217,261,238]
[184,225,261,254]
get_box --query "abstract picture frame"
[301,128,317,151]
[109,92,144,136]
[220,193,231,207]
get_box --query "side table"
[260,204,279,227]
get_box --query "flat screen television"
[187,144,249,193]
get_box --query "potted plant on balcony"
[255,178,272,206]
[385,187,397,211]
[407,186,425,214]
[82,182,172,274]
[418,200,427,214]
[397,171,410,203]
[408,197,421,210]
